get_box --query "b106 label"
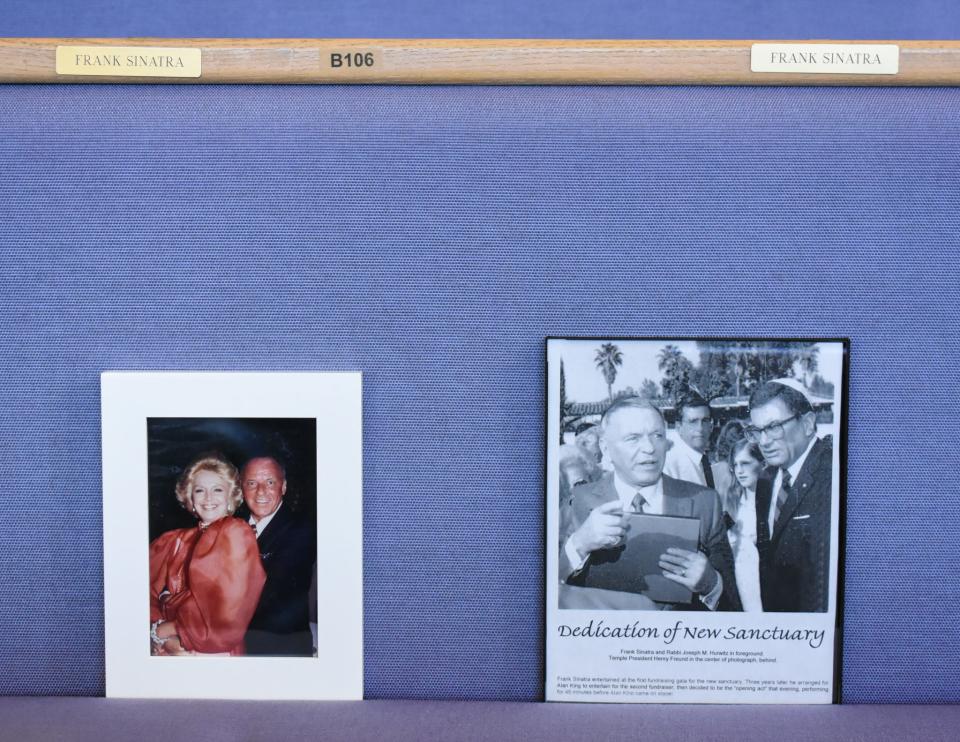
[330,52,376,69]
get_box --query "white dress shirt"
[612,472,664,514]
[248,501,283,538]
[663,432,709,487]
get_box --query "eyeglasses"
[744,413,801,443]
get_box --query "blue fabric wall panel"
[0,85,959,701]
[2,0,960,39]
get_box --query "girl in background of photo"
[148,453,266,655]
[722,437,765,612]
[711,420,747,498]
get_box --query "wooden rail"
[0,38,958,84]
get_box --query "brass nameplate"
[56,46,201,77]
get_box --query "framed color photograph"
[546,338,848,704]
[101,372,363,700]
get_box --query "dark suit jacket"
[244,501,317,656]
[560,473,740,611]
[755,437,833,613]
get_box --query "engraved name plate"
[751,44,899,75]
[56,46,202,78]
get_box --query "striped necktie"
[774,470,792,525]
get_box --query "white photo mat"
[102,372,363,700]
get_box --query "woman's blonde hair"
[174,453,243,516]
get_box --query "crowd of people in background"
[559,380,833,613]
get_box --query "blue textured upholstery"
[1,0,959,702]
[3,0,960,39]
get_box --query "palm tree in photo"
[640,378,660,400]
[657,344,682,373]
[796,343,820,389]
[594,343,623,401]
[657,344,693,403]
[732,343,750,397]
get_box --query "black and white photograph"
[546,338,846,704]
[102,372,363,700]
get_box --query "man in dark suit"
[241,456,316,655]
[560,398,739,611]
[747,382,833,613]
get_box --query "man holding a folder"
[560,398,739,611]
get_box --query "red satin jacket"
[149,516,266,655]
